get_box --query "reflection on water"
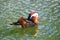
[0,26,39,40]
[10,26,39,37]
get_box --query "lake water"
[0,0,60,40]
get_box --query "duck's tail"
[10,21,20,25]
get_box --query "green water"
[0,0,60,40]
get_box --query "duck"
[10,11,39,28]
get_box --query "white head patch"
[30,13,38,19]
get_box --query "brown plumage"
[10,16,38,28]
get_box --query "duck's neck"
[34,19,38,25]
